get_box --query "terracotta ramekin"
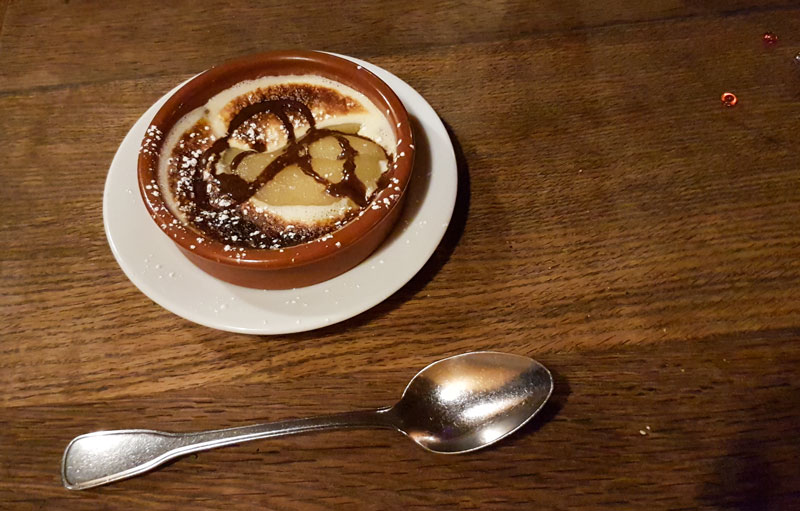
[137,51,414,289]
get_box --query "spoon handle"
[62,407,395,490]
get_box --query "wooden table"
[3,1,800,509]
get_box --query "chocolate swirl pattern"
[169,98,394,249]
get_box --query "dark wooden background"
[2,1,800,509]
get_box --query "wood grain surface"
[2,1,800,509]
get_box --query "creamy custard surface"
[156,75,398,249]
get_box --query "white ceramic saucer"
[103,54,458,334]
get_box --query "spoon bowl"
[62,352,553,490]
[393,352,553,453]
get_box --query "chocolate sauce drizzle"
[194,99,389,209]
[175,98,396,249]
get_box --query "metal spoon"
[62,351,553,490]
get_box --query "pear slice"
[311,158,345,183]
[217,147,245,173]
[235,150,281,182]
[309,136,342,160]
[354,155,385,193]
[324,123,361,134]
[216,148,282,182]
[254,164,337,206]
[343,135,386,158]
